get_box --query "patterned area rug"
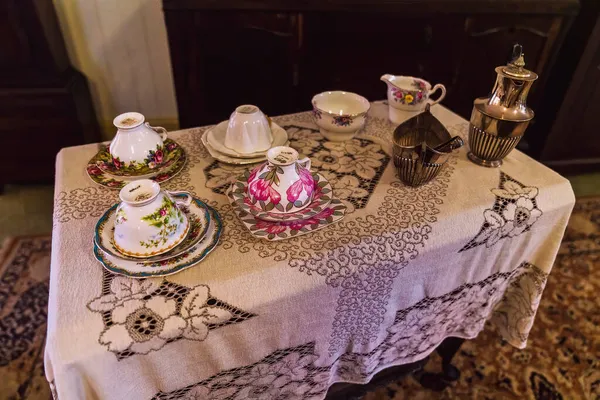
[367,196,600,400]
[0,236,51,400]
[0,197,598,400]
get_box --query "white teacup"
[113,179,192,258]
[381,75,446,124]
[312,91,370,142]
[225,105,273,154]
[247,146,315,213]
[109,112,168,167]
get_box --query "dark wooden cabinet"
[163,0,578,137]
[540,14,600,172]
[0,0,99,185]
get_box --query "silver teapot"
[468,44,538,167]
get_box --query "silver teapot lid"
[498,44,538,81]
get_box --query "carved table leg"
[418,337,465,391]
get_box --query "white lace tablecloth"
[45,102,575,399]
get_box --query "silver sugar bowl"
[393,104,464,187]
[468,44,538,167]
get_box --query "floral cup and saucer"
[86,112,187,189]
[107,180,194,258]
[94,204,222,278]
[93,180,221,278]
[227,146,347,241]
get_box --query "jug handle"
[145,122,168,141]
[166,190,193,207]
[428,84,446,106]
[299,157,311,170]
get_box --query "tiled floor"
[0,184,54,243]
[0,173,598,243]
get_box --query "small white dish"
[207,121,289,158]
[93,204,222,278]
[201,131,270,165]
[94,196,210,262]
[312,91,370,141]
[112,180,192,258]
[225,105,273,154]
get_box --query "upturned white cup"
[114,179,192,258]
[225,105,273,154]
[312,91,370,141]
[109,112,168,166]
[247,146,315,213]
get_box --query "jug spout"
[380,74,395,87]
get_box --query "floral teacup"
[312,91,370,142]
[247,146,314,213]
[113,179,192,257]
[109,112,170,175]
[381,75,446,123]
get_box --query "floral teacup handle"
[146,122,168,141]
[298,157,311,170]
[427,84,446,106]
[166,190,193,207]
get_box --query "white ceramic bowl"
[225,105,273,154]
[113,179,191,257]
[311,91,370,141]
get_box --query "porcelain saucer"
[93,205,222,278]
[229,195,346,241]
[202,131,282,165]
[95,197,210,262]
[207,121,288,158]
[226,173,346,241]
[98,139,183,177]
[86,146,187,189]
[227,171,333,222]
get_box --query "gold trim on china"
[112,219,190,258]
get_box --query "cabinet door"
[0,0,69,86]
[300,13,465,110]
[165,11,299,128]
[451,16,562,118]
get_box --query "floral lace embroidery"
[212,148,456,353]
[152,262,540,400]
[459,172,543,252]
[491,263,548,347]
[87,271,256,359]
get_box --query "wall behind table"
[53,0,179,140]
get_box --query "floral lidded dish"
[312,91,370,142]
[246,146,315,214]
[110,179,192,258]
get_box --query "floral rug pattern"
[1,196,598,399]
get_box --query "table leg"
[417,337,465,391]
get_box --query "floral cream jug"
[113,179,192,257]
[247,146,315,213]
[109,112,168,171]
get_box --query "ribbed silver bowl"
[467,124,524,168]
